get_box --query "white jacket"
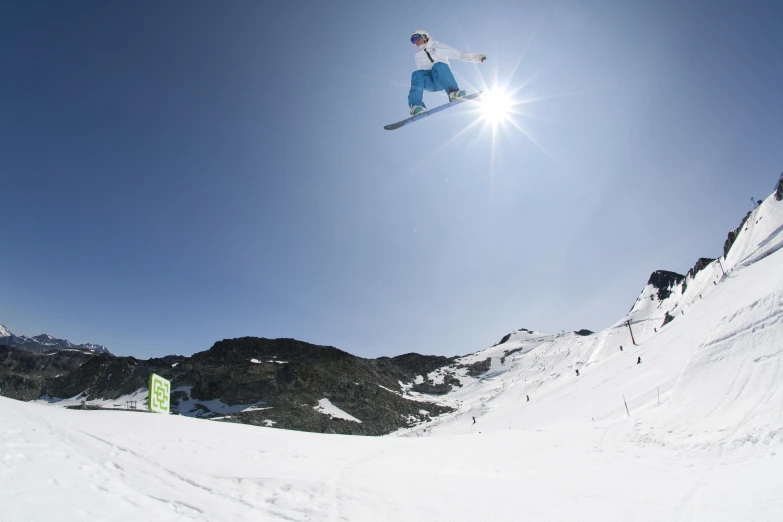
[414,40,484,71]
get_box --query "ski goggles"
[411,34,426,45]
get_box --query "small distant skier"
[526,395,530,402]
[575,369,580,376]
[407,30,486,116]
[637,356,642,364]
[472,416,476,424]
[620,345,623,352]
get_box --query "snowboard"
[384,91,485,131]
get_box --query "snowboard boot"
[448,90,467,102]
[410,105,426,116]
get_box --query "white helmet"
[411,30,431,44]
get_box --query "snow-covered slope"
[0,324,12,337]
[395,191,783,444]
[725,195,783,269]
[2,191,783,521]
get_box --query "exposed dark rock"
[688,258,715,278]
[493,329,535,347]
[682,258,716,293]
[383,353,457,380]
[460,357,492,377]
[0,345,92,377]
[412,380,452,395]
[444,373,462,388]
[158,354,188,367]
[42,354,178,400]
[503,347,525,358]
[724,211,752,257]
[661,311,675,328]
[647,270,686,301]
[500,346,526,365]
[0,345,95,400]
[0,366,44,401]
[574,329,594,336]
[776,172,783,201]
[411,371,462,395]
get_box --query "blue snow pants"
[408,62,460,108]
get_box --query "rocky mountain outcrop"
[724,211,753,257]
[0,346,95,400]
[686,258,715,279]
[460,357,492,377]
[496,333,512,346]
[681,257,716,293]
[647,270,686,301]
[381,352,457,378]
[0,337,453,436]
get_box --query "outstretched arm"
[432,41,486,63]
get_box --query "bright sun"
[420,77,557,169]
[478,89,513,125]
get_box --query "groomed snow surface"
[2,193,783,521]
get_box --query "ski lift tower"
[625,320,638,346]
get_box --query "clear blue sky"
[1,1,781,359]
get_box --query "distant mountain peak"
[647,270,686,301]
[0,324,111,355]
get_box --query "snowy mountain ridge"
[391,187,783,451]
[0,325,111,355]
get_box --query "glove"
[480,54,487,63]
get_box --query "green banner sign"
[148,373,171,414]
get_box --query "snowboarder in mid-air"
[407,30,486,116]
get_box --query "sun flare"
[478,89,513,125]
